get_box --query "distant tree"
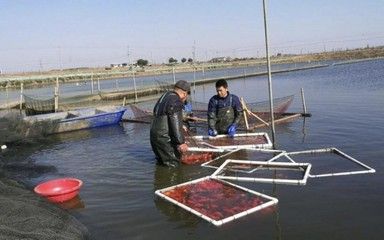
[168,57,178,64]
[181,58,187,63]
[137,59,148,67]
[188,58,193,63]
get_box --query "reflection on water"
[58,195,85,210]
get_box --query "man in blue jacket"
[207,80,242,137]
[150,80,190,167]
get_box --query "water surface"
[2,59,384,239]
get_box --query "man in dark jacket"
[207,79,243,137]
[150,80,190,167]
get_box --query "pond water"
[1,59,384,239]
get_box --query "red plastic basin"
[34,178,83,203]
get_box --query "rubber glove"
[184,102,192,114]
[208,128,218,137]
[227,124,237,137]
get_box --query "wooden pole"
[301,88,307,115]
[193,66,196,101]
[91,72,94,94]
[56,76,59,89]
[6,83,9,111]
[172,66,176,84]
[19,83,24,111]
[202,67,205,79]
[240,97,249,130]
[123,96,127,106]
[133,71,138,102]
[54,86,59,112]
[97,77,100,92]
[242,98,270,127]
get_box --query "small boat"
[24,106,126,134]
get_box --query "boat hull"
[24,106,126,134]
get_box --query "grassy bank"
[1,46,383,90]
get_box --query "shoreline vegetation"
[1,46,384,90]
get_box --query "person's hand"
[208,128,218,137]
[178,143,189,153]
[227,124,237,137]
[184,102,192,113]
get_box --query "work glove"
[208,128,218,137]
[227,124,237,138]
[184,102,192,114]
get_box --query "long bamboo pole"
[240,97,249,130]
[262,0,276,147]
[19,83,23,111]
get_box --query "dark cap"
[174,80,191,93]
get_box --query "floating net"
[181,133,273,165]
[201,148,285,170]
[122,104,153,123]
[23,94,55,116]
[192,94,294,112]
[190,133,272,150]
[155,177,278,226]
[123,94,296,131]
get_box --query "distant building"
[209,56,232,63]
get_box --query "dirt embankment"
[1,46,383,89]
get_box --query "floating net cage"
[181,148,224,165]
[190,132,273,150]
[122,104,153,123]
[284,148,376,178]
[192,95,294,113]
[201,148,285,170]
[155,176,278,226]
[211,160,312,185]
[120,93,296,131]
[181,133,273,165]
[23,94,55,116]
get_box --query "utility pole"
[59,46,63,71]
[192,40,196,63]
[39,59,43,73]
[127,45,131,65]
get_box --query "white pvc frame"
[155,176,278,226]
[285,147,376,178]
[211,159,312,185]
[201,148,286,173]
[190,132,273,150]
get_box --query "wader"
[150,92,185,167]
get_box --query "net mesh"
[192,94,294,112]
[124,95,294,125]
[23,94,55,116]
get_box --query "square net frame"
[155,176,278,226]
[285,147,376,178]
[211,160,312,185]
[189,132,273,150]
[201,148,286,172]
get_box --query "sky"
[0,0,383,73]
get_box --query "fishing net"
[155,177,278,226]
[23,94,55,116]
[0,178,89,239]
[201,148,285,170]
[122,104,153,123]
[192,94,294,112]
[189,133,272,150]
[123,94,296,131]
